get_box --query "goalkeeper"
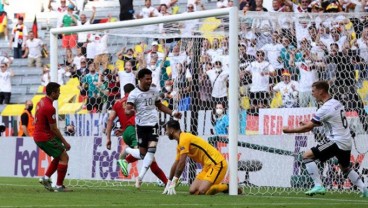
[163,119,237,195]
[106,83,167,186]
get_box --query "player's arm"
[173,153,187,178]
[50,123,71,151]
[155,101,182,119]
[20,113,29,136]
[106,110,117,150]
[168,159,179,181]
[283,120,319,134]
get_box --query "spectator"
[176,63,192,111]
[239,43,255,97]
[272,70,299,108]
[64,48,74,66]
[92,31,108,77]
[77,7,96,57]
[250,0,268,11]
[136,0,159,31]
[214,102,229,135]
[49,0,72,13]
[168,44,188,80]
[0,0,8,41]
[161,79,175,109]
[81,64,102,112]
[144,50,170,91]
[160,0,178,13]
[75,0,87,13]
[41,64,50,87]
[18,100,35,137]
[9,16,27,59]
[157,4,173,33]
[23,31,46,67]
[0,0,8,12]
[0,60,13,104]
[284,0,311,13]
[118,61,136,98]
[206,60,229,109]
[102,69,120,110]
[61,4,79,50]
[245,50,275,115]
[73,47,85,69]
[145,41,164,65]
[116,48,137,71]
[181,3,200,36]
[199,62,213,110]
[187,0,205,11]
[119,0,134,21]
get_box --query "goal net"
[50,10,368,195]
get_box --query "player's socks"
[206,183,229,195]
[126,148,141,160]
[125,154,138,163]
[56,164,68,186]
[45,158,60,178]
[305,161,323,187]
[150,161,168,185]
[138,152,154,180]
[348,170,367,193]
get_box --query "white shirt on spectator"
[11,23,28,48]
[140,6,159,31]
[168,52,187,79]
[58,67,66,85]
[147,63,162,91]
[245,61,275,92]
[296,61,318,92]
[181,12,199,37]
[0,70,12,92]
[216,0,228,8]
[146,51,164,64]
[321,35,347,52]
[73,55,86,69]
[273,80,299,108]
[92,33,108,55]
[25,38,43,58]
[261,43,284,69]
[206,68,229,98]
[77,20,91,43]
[357,38,368,62]
[118,71,136,98]
[86,38,96,59]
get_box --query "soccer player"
[105,83,168,185]
[34,82,72,192]
[125,68,182,189]
[283,81,368,197]
[163,119,232,195]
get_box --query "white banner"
[1,135,367,188]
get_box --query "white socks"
[348,170,367,193]
[126,148,141,160]
[138,152,154,180]
[305,161,323,187]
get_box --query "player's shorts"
[311,141,351,167]
[62,34,77,48]
[196,160,228,184]
[35,136,66,158]
[123,125,137,148]
[136,124,159,148]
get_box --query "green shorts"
[36,136,66,158]
[123,125,137,148]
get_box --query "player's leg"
[337,149,368,198]
[117,126,138,176]
[36,140,58,192]
[150,158,168,185]
[203,161,230,195]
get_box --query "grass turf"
[0,177,367,208]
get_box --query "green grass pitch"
[0,177,367,208]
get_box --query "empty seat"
[12,86,28,95]
[21,76,41,85]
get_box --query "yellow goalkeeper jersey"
[175,132,225,167]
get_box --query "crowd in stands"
[0,0,368,134]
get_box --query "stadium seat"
[58,103,84,115]
[1,104,25,116]
[240,96,250,110]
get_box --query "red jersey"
[33,96,57,142]
[112,94,135,131]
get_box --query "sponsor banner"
[1,135,367,187]
[259,108,316,135]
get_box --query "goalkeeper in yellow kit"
[163,119,236,195]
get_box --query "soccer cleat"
[54,185,73,192]
[135,177,142,190]
[117,159,129,177]
[360,189,368,198]
[305,186,326,196]
[38,177,53,192]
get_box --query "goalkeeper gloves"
[162,177,179,195]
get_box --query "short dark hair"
[137,68,152,80]
[46,82,60,96]
[166,119,181,130]
[312,81,329,93]
[124,83,135,94]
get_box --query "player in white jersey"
[126,68,182,189]
[283,81,368,198]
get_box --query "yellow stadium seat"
[270,92,282,108]
[1,104,25,116]
[37,85,44,94]
[58,103,84,115]
[240,96,250,110]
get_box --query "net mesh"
[52,11,368,194]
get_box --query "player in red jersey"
[33,82,72,192]
[106,83,168,186]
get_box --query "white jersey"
[312,99,352,150]
[127,86,161,126]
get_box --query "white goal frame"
[49,7,240,195]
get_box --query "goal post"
[49,7,240,195]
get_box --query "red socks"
[150,161,168,185]
[125,154,137,163]
[56,164,68,186]
[45,158,60,178]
